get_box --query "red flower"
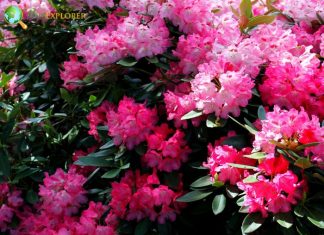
[259,155,289,176]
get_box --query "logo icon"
[4,6,28,30]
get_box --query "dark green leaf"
[101,169,121,179]
[225,185,240,198]
[0,150,10,177]
[274,213,293,229]
[26,190,38,204]
[257,106,266,120]
[117,57,137,67]
[74,156,112,167]
[241,213,265,234]
[176,190,212,202]
[212,194,226,215]
[100,140,114,150]
[222,135,249,149]
[306,208,324,229]
[181,110,203,120]
[190,175,212,188]
[135,219,151,235]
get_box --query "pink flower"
[143,124,191,172]
[106,96,158,149]
[75,12,170,73]
[160,0,222,34]
[60,55,88,91]
[259,52,324,119]
[119,0,162,15]
[238,171,305,217]
[0,29,16,48]
[7,73,25,96]
[204,145,256,185]
[87,101,114,141]
[84,0,114,9]
[253,106,324,164]
[71,146,97,175]
[0,183,23,232]
[109,170,184,224]
[190,61,254,118]
[274,0,323,23]
[39,168,87,216]
[172,33,216,74]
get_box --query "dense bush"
[0,0,323,234]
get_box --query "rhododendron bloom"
[253,106,324,166]
[204,145,256,185]
[0,183,23,232]
[108,170,184,224]
[106,96,158,149]
[260,55,324,119]
[60,55,89,91]
[39,168,87,216]
[87,101,114,141]
[259,155,290,176]
[0,29,16,48]
[143,124,191,172]
[238,171,305,217]
[75,12,170,73]
[190,61,254,118]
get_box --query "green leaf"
[222,135,249,149]
[241,213,265,234]
[190,175,212,188]
[176,190,213,202]
[0,72,14,87]
[100,140,115,150]
[242,173,259,183]
[0,47,15,63]
[247,15,276,28]
[306,208,324,229]
[274,213,293,229]
[294,158,313,169]
[26,190,38,204]
[0,150,10,177]
[257,106,267,120]
[146,56,159,64]
[243,152,266,159]
[225,185,240,198]
[228,163,258,170]
[181,110,203,120]
[206,115,227,128]
[296,142,320,151]
[239,206,249,213]
[240,0,252,18]
[135,219,151,235]
[212,194,226,215]
[74,156,112,167]
[236,196,245,206]
[117,57,137,67]
[101,169,121,179]
[294,205,305,218]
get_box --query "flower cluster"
[143,124,191,172]
[204,144,256,185]
[60,55,89,91]
[253,106,324,167]
[75,12,170,73]
[106,170,184,226]
[0,183,23,232]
